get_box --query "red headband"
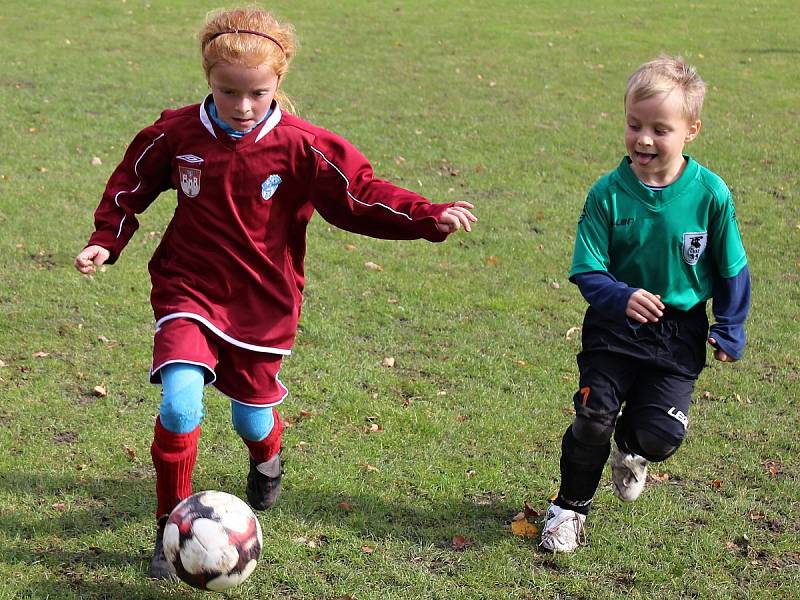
[206,29,285,54]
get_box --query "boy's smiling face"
[624,89,701,186]
[208,61,279,132]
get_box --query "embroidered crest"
[682,232,707,265]
[179,166,201,198]
[261,174,282,201]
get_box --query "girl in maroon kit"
[75,6,476,579]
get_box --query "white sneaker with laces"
[539,504,586,553]
[611,444,648,502]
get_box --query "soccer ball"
[163,490,263,591]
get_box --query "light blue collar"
[208,101,272,139]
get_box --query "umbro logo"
[176,154,204,164]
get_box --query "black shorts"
[573,304,708,446]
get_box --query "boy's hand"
[75,245,110,274]
[436,201,477,234]
[708,337,735,362]
[626,289,664,323]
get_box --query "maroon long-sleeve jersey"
[86,98,451,354]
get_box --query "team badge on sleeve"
[179,166,201,198]
[682,232,707,265]
[261,174,282,201]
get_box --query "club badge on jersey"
[681,232,707,265]
[179,166,202,198]
[261,174,282,201]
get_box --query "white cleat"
[611,444,648,502]
[539,504,586,553]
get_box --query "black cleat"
[148,516,177,581]
[246,453,282,510]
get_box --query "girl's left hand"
[436,201,477,233]
[708,337,735,362]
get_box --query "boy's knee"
[572,415,615,446]
[631,427,681,462]
[231,402,275,442]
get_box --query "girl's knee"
[158,363,205,433]
[231,402,275,441]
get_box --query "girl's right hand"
[75,245,110,274]
[625,289,664,323]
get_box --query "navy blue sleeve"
[572,271,635,320]
[709,264,751,360]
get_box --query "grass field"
[1,1,799,598]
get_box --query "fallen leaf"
[549,281,561,289]
[33,351,50,358]
[451,535,474,551]
[91,156,102,166]
[381,357,395,368]
[466,469,477,478]
[649,472,670,482]
[762,460,782,477]
[565,326,581,339]
[749,511,766,521]
[364,423,383,433]
[362,463,379,473]
[511,518,539,539]
[513,359,528,367]
[52,503,66,510]
[93,385,108,397]
[0,359,6,367]
[361,545,375,554]
[76,463,89,471]
[344,243,356,251]
[484,255,499,267]
[711,479,722,489]
[364,261,383,271]
[522,501,541,519]
[123,445,137,461]
[338,501,353,512]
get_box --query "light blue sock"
[231,402,275,442]
[158,363,205,433]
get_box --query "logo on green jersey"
[682,232,707,266]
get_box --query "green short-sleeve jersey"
[570,156,747,310]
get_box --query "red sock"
[240,407,284,463]
[150,417,201,518]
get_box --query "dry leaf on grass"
[450,535,474,551]
[364,261,383,271]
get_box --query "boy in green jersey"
[540,56,750,552]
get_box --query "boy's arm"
[573,271,634,318]
[708,264,751,361]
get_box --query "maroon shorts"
[150,317,288,406]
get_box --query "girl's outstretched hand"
[75,245,110,274]
[436,201,477,234]
[708,337,735,362]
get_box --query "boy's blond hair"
[624,55,706,122]
[199,6,297,112]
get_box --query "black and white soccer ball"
[163,490,263,591]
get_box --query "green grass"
[1,0,799,598]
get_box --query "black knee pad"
[572,415,615,447]
[630,427,681,462]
